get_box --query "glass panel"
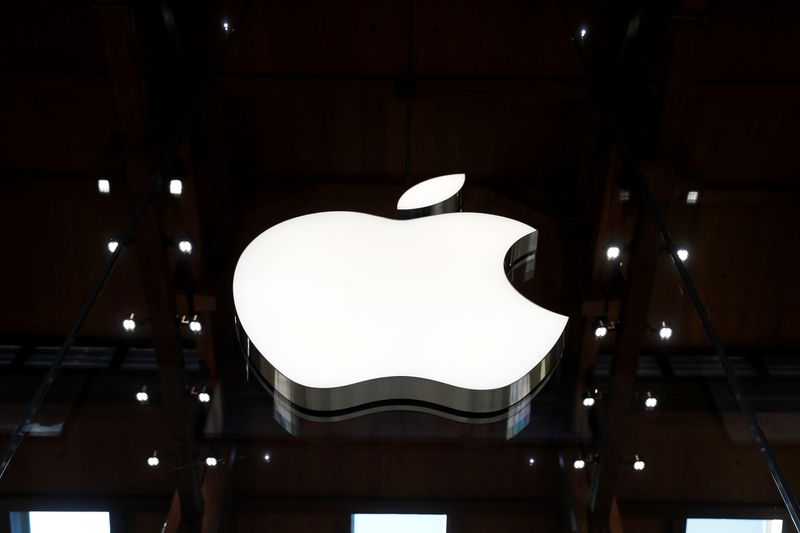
[29,512,110,533]
[352,514,447,533]
[686,518,783,533]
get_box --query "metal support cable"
[552,1,800,530]
[0,0,255,480]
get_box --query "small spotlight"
[136,388,149,404]
[686,190,699,205]
[579,26,588,39]
[107,239,119,253]
[633,455,646,471]
[222,20,231,33]
[658,322,673,341]
[169,179,183,196]
[188,316,202,333]
[594,322,608,339]
[573,458,586,470]
[122,314,136,333]
[198,391,211,404]
[178,239,193,255]
[147,452,160,468]
[644,392,657,410]
[263,453,271,463]
[205,456,218,467]
[528,457,535,467]
[582,395,595,408]
[676,248,689,262]
[606,245,621,261]
[97,179,110,194]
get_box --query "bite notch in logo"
[233,174,568,418]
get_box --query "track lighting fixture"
[147,451,159,467]
[644,392,657,410]
[178,239,193,255]
[122,313,137,333]
[658,321,673,341]
[136,387,149,404]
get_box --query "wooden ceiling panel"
[0,76,115,173]
[681,87,800,187]
[646,201,800,348]
[222,0,408,75]
[217,78,406,180]
[0,186,149,339]
[692,1,800,81]
[411,80,587,183]
[412,0,585,77]
[0,0,105,71]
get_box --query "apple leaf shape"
[233,175,568,418]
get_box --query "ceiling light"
[178,239,193,255]
[606,245,621,261]
[136,388,149,404]
[573,458,586,470]
[205,456,217,467]
[676,248,689,262]
[528,457,535,466]
[579,26,588,39]
[147,452,159,467]
[122,314,136,333]
[222,20,231,33]
[188,316,202,333]
[658,322,673,341]
[107,239,119,253]
[644,392,657,410]
[686,191,699,205]
[97,179,110,194]
[594,321,608,338]
[619,189,630,202]
[198,391,211,403]
[633,455,645,471]
[169,179,183,196]
[263,453,271,463]
[582,395,595,408]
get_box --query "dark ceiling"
[1,0,799,532]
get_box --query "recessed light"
[676,248,689,262]
[205,456,218,467]
[169,179,183,196]
[573,458,586,470]
[198,391,211,403]
[147,452,159,467]
[686,191,699,205]
[97,179,110,194]
[107,240,119,253]
[658,322,673,341]
[178,239,193,255]
[606,245,621,261]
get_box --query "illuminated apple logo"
[233,174,567,419]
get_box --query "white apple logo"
[233,174,568,418]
